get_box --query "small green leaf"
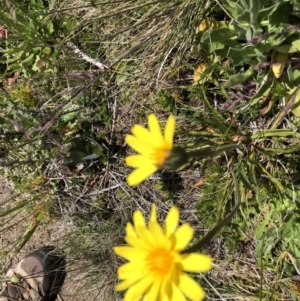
[116,74,127,83]
[43,47,52,55]
[47,21,54,34]
[287,65,300,86]
[21,53,35,66]
[291,87,300,117]
[61,111,77,122]
[32,46,42,52]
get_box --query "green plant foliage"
[0,0,74,77]
[196,0,300,117]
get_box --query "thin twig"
[66,43,108,70]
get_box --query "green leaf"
[223,67,253,88]
[21,53,35,66]
[222,0,243,19]
[201,27,237,44]
[281,218,293,238]
[268,1,292,26]
[238,161,253,191]
[275,40,300,53]
[82,153,100,160]
[7,50,25,63]
[0,201,27,217]
[237,10,250,24]
[257,3,277,23]
[256,212,272,239]
[16,219,40,253]
[250,72,274,105]
[232,23,247,40]
[227,46,257,65]
[259,163,285,192]
[47,21,54,34]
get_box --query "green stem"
[186,144,239,158]
[183,171,241,253]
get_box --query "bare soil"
[0,176,106,301]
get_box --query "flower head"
[114,204,213,301]
[125,114,175,186]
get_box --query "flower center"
[153,149,171,167]
[146,248,174,277]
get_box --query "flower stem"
[183,170,241,253]
[186,143,239,159]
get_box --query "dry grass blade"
[4,0,16,23]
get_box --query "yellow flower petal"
[124,274,154,301]
[126,165,158,186]
[164,115,175,148]
[132,124,164,149]
[117,262,144,281]
[116,278,141,292]
[135,225,157,247]
[143,278,161,301]
[180,253,212,273]
[131,124,153,143]
[113,246,146,261]
[163,206,179,237]
[125,135,152,156]
[133,210,146,229]
[125,235,152,251]
[160,279,172,300]
[150,204,157,224]
[170,281,187,301]
[149,221,171,249]
[178,273,205,301]
[125,154,150,168]
[148,114,165,146]
[174,224,194,251]
[126,223,137,237]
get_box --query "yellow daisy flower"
[114,204,213,301]
[125,114,175,186]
